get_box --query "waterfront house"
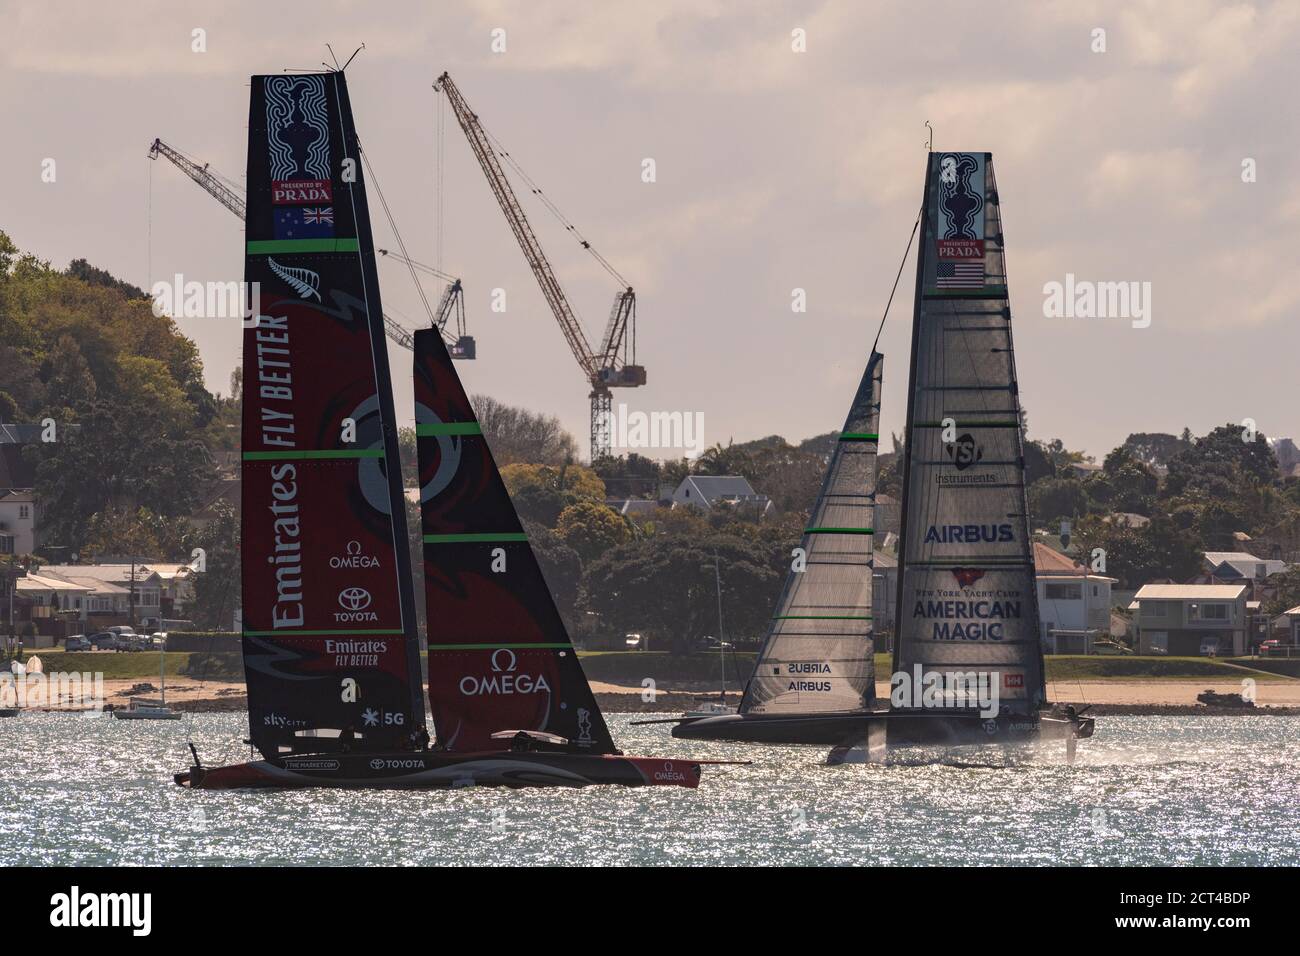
[36,564,166,631]
[1033,542,1118,654]
[1131,583,1249,656]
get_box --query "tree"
[471,394,577,465]
[523,520,583,622]
[190,503,238,629]
[33,399,208,551]
[581,533,780,652]
[555,500,631,563]
[1028,477,1090,526]
[500,463,605,527]
[1122,431,1190,468]
[66,258,147,300]
[1073,512,1202,589]
[80,507,190,561]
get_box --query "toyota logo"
[338,587,372,611]
[370,758,384,770]
[490,647,517,673]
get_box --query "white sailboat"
[113,637,180,720]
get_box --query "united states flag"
[936,261,984,289]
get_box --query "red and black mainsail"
[414,328,616,754]
[240,72,425,758]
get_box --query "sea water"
[1,713,1296,866]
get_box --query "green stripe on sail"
[805,527,874,535]
[246,238,360,254]
[427,642,573,650]
[243,629,404,637]
[243,449,384,461]
[423,532,529,544]
[415,422,482,436]
[838,432,879,441]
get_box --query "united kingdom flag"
[302,207,334,225]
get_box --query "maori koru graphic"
[938,153,984,240]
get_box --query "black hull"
[672,712,873,744]
[174,749,704,790]
[671,709,1093,747]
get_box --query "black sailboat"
[177,69,714,789]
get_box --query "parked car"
[1258,639,1281,657]
[149,631,169,648]
[1092,640,1132,655]
[1200,636,1220,657]
[106,626,137,637]
[88,631,121,650]
[64,635,91,652]
[624,633,643,650]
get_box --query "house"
[147,562,199,619]
[873,493,901,535]
[1200,551,1288,582]
[1284,607,1300,646]
[0,490,37,554]
[13,573,95,646]
[670,476,772,515]
[871,550,897,639]
[1132,583,1249,656]
[1033,541,1117,654]
[606,498,663,519]
[1066,461,1102,479]
[35,563,167,630]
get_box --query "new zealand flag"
[274,206,335,240]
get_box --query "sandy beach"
[12,675,1299,716]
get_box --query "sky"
[2,0,1298,462]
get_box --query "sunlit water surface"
[2,713,1296,866]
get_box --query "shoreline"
[13,676,1299,718]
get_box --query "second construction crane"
[434,72,644,461]
[147,137,474,358]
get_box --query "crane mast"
[433,72,644,460]
[148,137,473,358]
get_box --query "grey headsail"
[739,353,883,715]
[892,151,1046,715]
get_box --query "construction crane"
[147,137,474,358]
[433,72,645,461]
[378,249,474,359]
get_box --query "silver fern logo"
[267,258,322,301]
